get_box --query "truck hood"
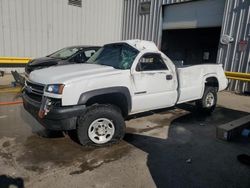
[29,63,122,84]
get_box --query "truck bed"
[176,64,227,104]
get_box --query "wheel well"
[205,77,219,90]
[85,93,129,117]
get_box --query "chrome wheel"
[88,118,115,144]
[205,92,215,107]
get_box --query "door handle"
[166,75,173,80]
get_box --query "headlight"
[45,84,64,94]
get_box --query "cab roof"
[107,39,159,52]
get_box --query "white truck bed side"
[177,64,228,104]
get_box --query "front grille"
[25,80,45,103]
[26,80,44,92]
[25,91,43,102]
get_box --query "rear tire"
[196,86,217,114]
[77,104,125,146]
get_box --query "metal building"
[122,0,250,93]
[0,0,123,57]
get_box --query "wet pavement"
[0,91,250,188]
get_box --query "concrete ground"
[0,74,250,188]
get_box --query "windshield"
[86,43,139,69]
[48,47,81,60]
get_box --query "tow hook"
[38,97,52,118]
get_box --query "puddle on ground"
[0,150,13,160]
[0,137,15,161]
[69,142,131,175]
[15,135,132,174]
[2,140,11,147]
[24,165,45,173]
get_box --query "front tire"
[196,86,217,114]
[77,104,125,146]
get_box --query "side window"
[136,53,168,71]
[84,50,97,59]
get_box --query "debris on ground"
[186,158,192,164]
[11,71,25,86]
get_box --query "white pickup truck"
[23,40,228,146]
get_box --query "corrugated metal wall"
[163,0,191,5]
[123,0,249,92]
[122,0,163,48]
[217,0,250,92]
[0,0,123,58]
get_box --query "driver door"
[131,53,178,113]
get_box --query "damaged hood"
[29,63,122,84]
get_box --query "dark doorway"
[161,27,221,65]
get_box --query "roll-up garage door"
[163,0,225,30]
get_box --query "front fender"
[77,86,132,114]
